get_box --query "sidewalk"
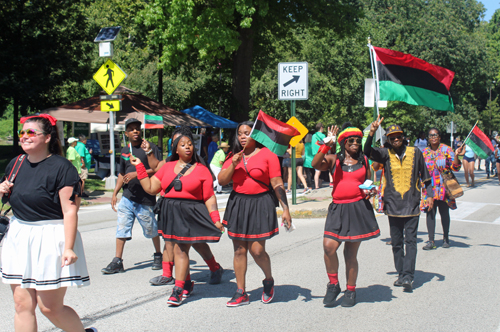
[82,167,496,218]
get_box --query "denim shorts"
[116,196,158,239]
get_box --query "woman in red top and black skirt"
[218,121,292,307]
[312,123,380,308]
[131,131,224,306]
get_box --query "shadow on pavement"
[356,284,395,303]
[247,284,320,303]
[413,270,445,290]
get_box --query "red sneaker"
[167,286,183,306]
[182,280,194,298]
[262,278,275,304]
[226,289,250,307]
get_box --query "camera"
[0,215,10,243]
[173,179,182,191]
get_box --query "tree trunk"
[158,44,164,153]
[231,28,254,122]
[13,98,19,154]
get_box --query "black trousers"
[426,200,450,241]
[389,216,419,281]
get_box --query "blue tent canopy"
[180,105,238,128]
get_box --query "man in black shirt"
[364,117,434,292]
[102,118,163,274]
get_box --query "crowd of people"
[1,113,496,330]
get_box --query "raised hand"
[232,150,244,166]
[369,115,384,135]
[140,140,151,152]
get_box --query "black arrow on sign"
[106,103,114,109]
[283,75,300,87]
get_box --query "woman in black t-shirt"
[0,115,95,332]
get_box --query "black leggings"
[426,200,450,241]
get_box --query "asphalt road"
[1,171,500,331]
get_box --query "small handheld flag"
[250,110,300,155]
[144,114,163,129]
[464,123,494,159]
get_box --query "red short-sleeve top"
[222,147,281,194]
[154,161,214,201]
[331,159,367,203]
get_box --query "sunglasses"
[346,137,362,145]
[428,133,439,138]
[388,135,403,142]
[18,129,44,138]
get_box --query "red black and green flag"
[465,124,494,159]
[250,110,300,155]
[372,46,455,112]
[144,114,163,129]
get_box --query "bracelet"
[209,211,221,224]
[145,149,153,155]
[136,162,148,180]
[318,144,331,154]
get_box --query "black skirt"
[157,198,222,244]
[324,199,380,242]
[222,191,279,241]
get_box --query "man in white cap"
[210,141,230,194]
[66,137,82,176]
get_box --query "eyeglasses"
[388,135,403,142]
[18,129,44,138]
[428,133,439,138]
[346,137,362,145]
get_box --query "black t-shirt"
[4,155,81,221]
[120,141,162,206]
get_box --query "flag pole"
[463,120,479,144]
[368,38,382,145]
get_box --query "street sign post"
[278,62,308,100]
[94,27,124,190]
[278,62,308,204]
[93,59,127,95]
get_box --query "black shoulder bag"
[0,154,26,243]
[153,163,192,214]
[242,155,279,208]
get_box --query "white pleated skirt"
[1,217,90,290]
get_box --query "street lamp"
[490,80,496,135]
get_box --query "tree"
[138,0,362,122]
[0,0,93,151]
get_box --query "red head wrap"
[20,114,57,126]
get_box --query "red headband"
[20,114,57,126]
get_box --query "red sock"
[174,280,185,289]
[347,284,356,292]
[185,274,191,282]
[327,273,339,285]
[204,256,220,272]
[162,261,174,278]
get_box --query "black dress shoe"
[394,277,403,287]
[402,277,413,292]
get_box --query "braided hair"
[169,127,213,176]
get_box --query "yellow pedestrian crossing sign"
[101,100,121,112]
[93,59,127,95]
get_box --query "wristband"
[136,163,148,180]
[145,149,153,155]
[318,144,331,154]
[210,211,221,224]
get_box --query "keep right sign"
[278,62,308,100]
